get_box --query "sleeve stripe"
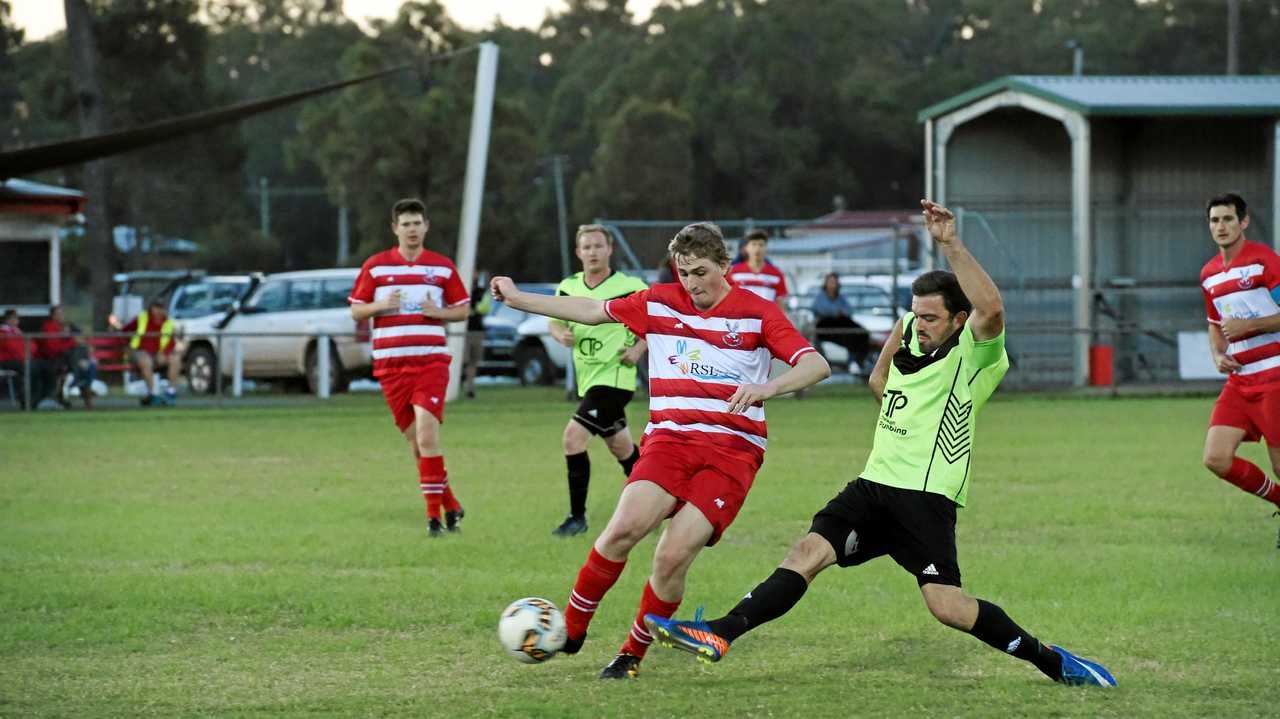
[448,298,470,308]
[788,346,817,364]
[348,297,367,304]
[603,300,620,322]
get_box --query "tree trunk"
[63,0,114,328]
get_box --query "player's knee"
[598,519,647,553]
[1203,449,1232,476]
[782,534,834,580]
[562,422,589,453]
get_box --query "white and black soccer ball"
[497,597,567,664]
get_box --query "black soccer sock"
[566,452,590,518]
[967,599,1063,681]
[618,446,640,477]
[708,568,809,643]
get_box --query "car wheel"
[515,344,553,386]
[305,341,347,395]
[185,345,218,395]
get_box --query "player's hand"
[1214,352,1243,374]
[725,383,775,414]
[549,323,574,348]
[618,343,645,367]
[491,276,517,303]
[920,199,958,246]
[1219,317,1253,342]
[383,289,403,313]
[417,295,442,319]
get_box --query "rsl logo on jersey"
[668,339,742,381]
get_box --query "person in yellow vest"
[124,299,181,406]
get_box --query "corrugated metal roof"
[918,75,1280,122]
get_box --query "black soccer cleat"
[598,653,641,680]
[428,518,444,538]
[561,632,586,655]
[445,507,465,532]
[552,514,588,537]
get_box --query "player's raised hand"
[725,383,774,414]
[490,276,517,302]
[920,199,958,246]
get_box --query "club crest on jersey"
[723,320,743,347]
[668,339,741,381]
[1238,273,1254,289]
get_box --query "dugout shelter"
[920,75,1280,387]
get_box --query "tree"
[574,98,693,220]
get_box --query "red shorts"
[627,440,762,546]
[380,364,449,432]
[1209,381,1280,445]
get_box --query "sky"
[9,1,664,40]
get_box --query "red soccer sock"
[564,547,626,640]
[418,456,445,520]
[1223,458,1280,506]
[620,580,681,659]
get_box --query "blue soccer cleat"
[1051,645,1117,687]
[644,607,730,664]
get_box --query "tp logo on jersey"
[577,337,603,357]
[882,389,909,418]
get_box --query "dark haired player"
[1198,193,1280,547]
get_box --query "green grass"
[1,387,1277,717]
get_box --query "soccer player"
[728,229,788,309]
[548,224,649,538]
[491,222,830,679]
[645,200,1117,688]
[350,198,470,538]
[1198,193,1280,547]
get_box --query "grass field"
[1,386,1277,717]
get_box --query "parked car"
[112,270,255,324]
[168,275,254,319]
[178,268,371,395]
[477,284,569,385]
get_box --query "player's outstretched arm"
[725,351,830,414]
[491,276,611,326]
[921,199,1004,340]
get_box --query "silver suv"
[179,269,372,394]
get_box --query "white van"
[179,269,372,395]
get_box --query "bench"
[87,336,132,375]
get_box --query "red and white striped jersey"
[1200,240,1280,389]
[604,283,815,460]
[727,261,789,303]
[349,247,469,377]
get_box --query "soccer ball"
[497,597,567,664]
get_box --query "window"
[321,278,354,308]
[248,281,287,312]
[288,279,320,311]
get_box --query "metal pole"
[317,334,330,399]
[259,177,270,238]
[22,336,31,411]
[232,337,243,398]
[337,186,350,265]
[553,154,571,279]
[1227,0,1240,75]
[215,333,223,405]
[448,40,499,402]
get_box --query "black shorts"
[809,478,961,587]
[571,385,634,438]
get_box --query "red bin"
[1088,345,1114,386]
